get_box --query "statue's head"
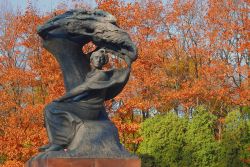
[90,49,109,69]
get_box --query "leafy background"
[0,0,249,166]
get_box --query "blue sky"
[5,0,97,13]
[4,0,168,14]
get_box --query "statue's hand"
[124,56,132,68]
[53,98,64,102]
[53,99,60,102]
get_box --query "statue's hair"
[90,49,109,65]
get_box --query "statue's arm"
[54,82,90,102]
[54,72,105,102]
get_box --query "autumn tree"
[0,0,249,166]
[0,3,65,166]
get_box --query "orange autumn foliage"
[97,0,250,154]
[0,0,249,166]
[0,5,65,166]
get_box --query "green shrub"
[219,110,250,167]
[138,112,187,167]
[181,106,220,167]
[137,106,250,167]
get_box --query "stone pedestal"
[25,158,141,167]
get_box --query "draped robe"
[44,68,130,146]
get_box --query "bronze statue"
[28,9,137,161]
[40,48,130,152]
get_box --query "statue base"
[25,158,141,167]
[26,120,139,165]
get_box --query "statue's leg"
[43,107,52,143]
[43,102,82,148]
[41,101,104,151]
[38,108,53,152]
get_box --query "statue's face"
[91,52,106,69]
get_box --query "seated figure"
[39,48,130,152]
